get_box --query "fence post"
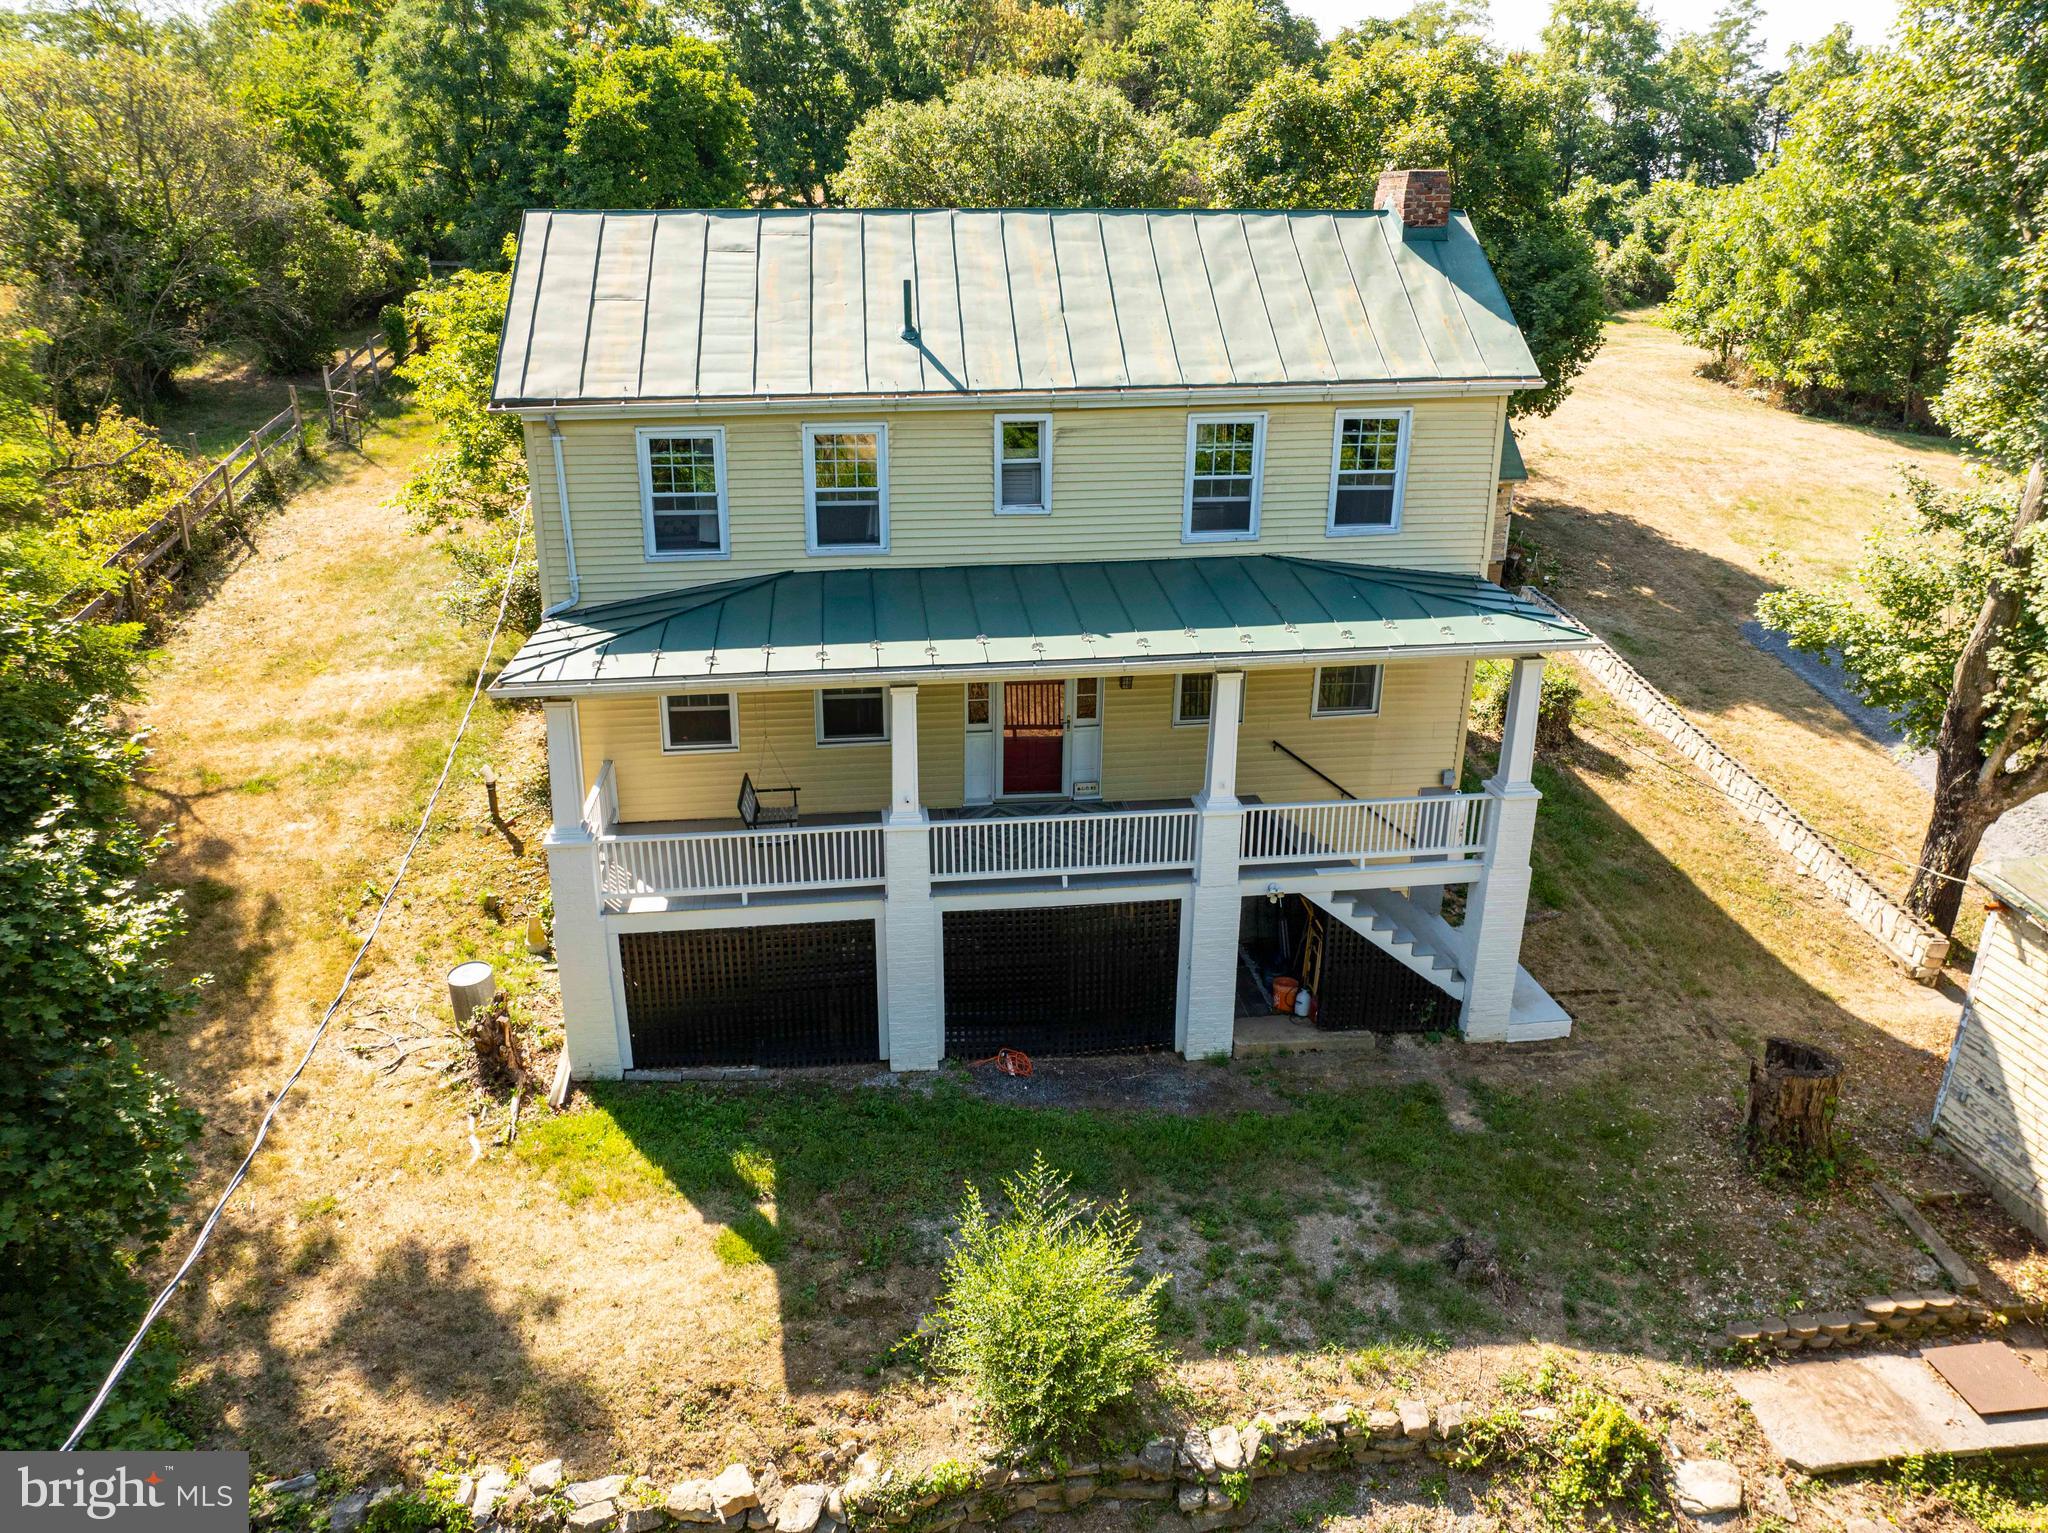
[322,364,337,440]
[220,457,234,517]
[176,493,192,552]
[288,384,307,457]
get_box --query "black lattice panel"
[943,901,1179,1057]
[1315,916,1460,1034]
[621,921,881,1068]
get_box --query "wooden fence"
[71,391,312,624]
[322,335,396,447]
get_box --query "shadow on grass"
[193,1223,614,1472]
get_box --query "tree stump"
[1746,1038,1843,1178]
[468,994,529,1092]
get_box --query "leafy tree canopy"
[1080,0,1320,137]
[563,34,755,208]
[836,72,1188,208]
[1208,33,1607,414]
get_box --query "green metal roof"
[1977,858,2048,932]
[489,555,1593,697]
[1499,422,1527,482]
[493,208,1543,408]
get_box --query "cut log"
[1746,1038,1843,1175]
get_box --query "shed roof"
[489,555,1592,697]
[1978,858,2048,932]
[492,208,1543,409]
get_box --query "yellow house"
[487,171,1595,1076]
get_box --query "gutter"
[490,377,1546,421]
[485,634,1599,700]
[542,412,580,615]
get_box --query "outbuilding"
[1933,856,2048,1239]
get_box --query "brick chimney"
[1374,168,1451,237]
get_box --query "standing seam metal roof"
[488,555,1593,696]
[493,208,1543,407]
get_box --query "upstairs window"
[661,692,738,752]
[1184,414,1265,541]
[1312,665,1382,717]
[994,416,1051,514]
[1173,673,1212,725]
[639,428,728,557]
[817,687,888,744]
[1328,411,1409,535]
[805,423,888,552]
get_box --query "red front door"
[1001,681,1066,795]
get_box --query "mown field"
[130,321,2026,1529]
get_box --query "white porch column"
[1183,670,1245,1060]
[542,699,625,1078]
[881,683,942,1071]
[1460,655,1544,1042]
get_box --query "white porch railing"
[930,807,1199,883]
[1240,793,1493,867]
[600,822,886,900]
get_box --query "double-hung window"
[1328,411,1409,534]
[1184,414,1265,540]
[1173,673,1213,726]
[638,428,728,557]
[816,687,888,745]
[804,423,888,552]
[994,415,1051,514]
[1311,665,1382,717]
[661,692,738,752]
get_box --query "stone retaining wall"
[1723,1291,2041,1356]
[1524,587,1948,982]
[350,1401,1478,1533]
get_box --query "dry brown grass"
[120,326,2038,1533]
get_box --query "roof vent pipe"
[543,412,580,616]
[900,278,917,343]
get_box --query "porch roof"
[488,555,1594,697]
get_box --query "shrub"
[1453,1360,1664,1529]
[1471,661,1582,752]
[927,1153,1166,1450]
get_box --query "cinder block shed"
[1934,857,2048,1240]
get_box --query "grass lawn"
[121,321,2035,1530]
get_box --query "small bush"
[1454,1359,1664,1529]
[1471,661,1582,752]
[927,1152,1166,1450]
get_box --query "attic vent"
[900,279,917,343]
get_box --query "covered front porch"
[492,554,1593,1074]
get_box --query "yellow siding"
[582,686,965,822]
[1939,908,2048,1240]
[528,397,1509,607]
[588,663,1468,822]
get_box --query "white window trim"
[1325,408,1412,538]
[1172,673,1213,728]
[802,421,890,556]
[636,425,730,560]
[814,686,890,747]
[1309,664,1383,718]
[658,691,740,754]
[1183,412,1267,544]
[992,414,1053,515]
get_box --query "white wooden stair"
[1306,889,1466,1000]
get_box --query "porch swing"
[736,720,801,829]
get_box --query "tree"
[1079,0,1319,137]
[1659,0,1772,184]
[351,0,568,258]
[215,0,373,199]
[836,72,1187,208]
[1755,0,2048,933]
[902,0,1086,81]
[1665,127,1977,421]
[0,577,197,1450]
[694,0,937,203]
[399,263,539,627]
[1531,0,1667,190]
[0,44,399,412]
[1763,22,1863,146]
[562,36,755,208]
[1208,34,1607,415]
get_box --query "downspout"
[543,411,580,616]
